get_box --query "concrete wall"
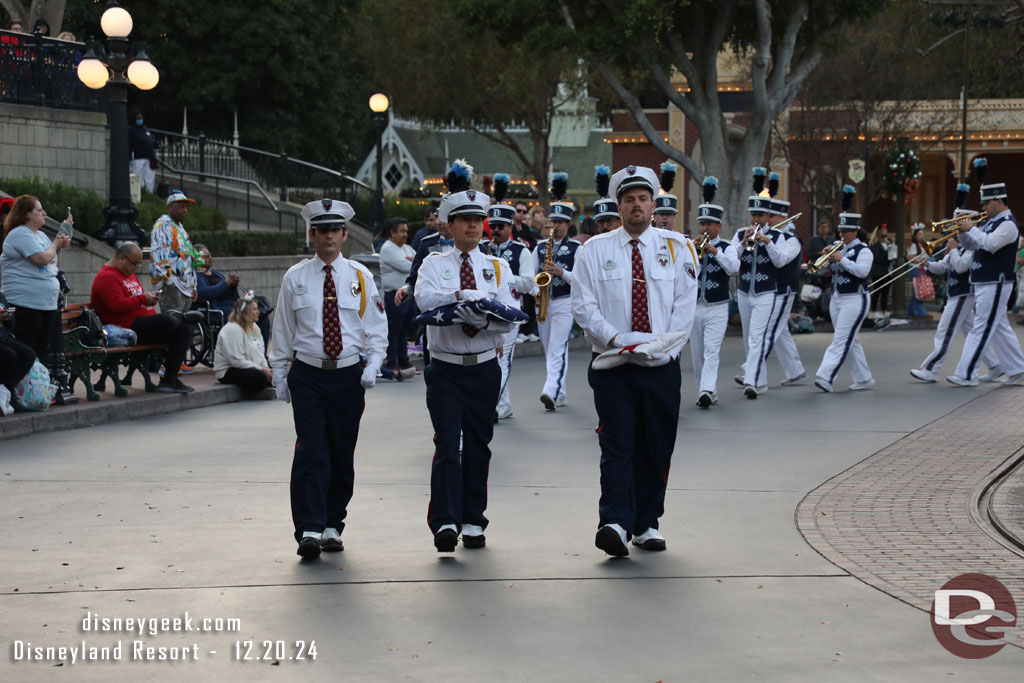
[0,103,109,193]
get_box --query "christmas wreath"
[884,148,922,196]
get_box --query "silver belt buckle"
[323,359,339,370]
[463,354,478,367]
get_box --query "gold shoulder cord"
[356,270,366,318]
[666,238,675,263]
[685,239,697,266]
[491,259,502,286]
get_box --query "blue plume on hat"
[972,157,988,184]
[702,176,718,203]
[550,172,568,201]
[752,167,766,194]
[768,172,780,198]
[493,173,510,204]
[446,159,472,194]
[954,183,970,210]
[842,184,856,212]
[659,161,677,193]
[595,165,611,198]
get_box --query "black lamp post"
[369,93,390,236]
[77,2,159,246]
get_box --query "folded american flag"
[413,298,528,326]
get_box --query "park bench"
[61,303,166,400]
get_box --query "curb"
[0,383,244,442]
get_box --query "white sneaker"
[814,377,834,393]
[595,523,629,557]
[849,378,875,391]
[979,367,1005,382]
[496,404,514,419]
[554,397,568,408]
[696,391,713,408]
[946,375,978,387]
[743,384,762,399]
[909,368,937,383]
[515,334,528,344]
[780,373,807,386]
[632,527,666,551]
[527,334,540,342]
[1000,372,1024,386]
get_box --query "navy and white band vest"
[699,239,731,304]
[535,237,580,299]
[947,247,971,299]
[738,230,780,295]
[483,238,528,275]
[773,230,802,295]
[832,242,869,294]
[970,213,1018,284]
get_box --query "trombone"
[807,240,844,275]
[867,230,960,294]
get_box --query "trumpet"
[807,240,845,275]
[694,234,711,258]
[930,211,986,231]
[741,225,763,251]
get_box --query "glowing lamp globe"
[77,58,109,89]
[369,93,390,114]
[100,6,133,37]
[127,60,159,90]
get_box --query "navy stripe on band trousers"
[288,360,365,542]
[588,356,681,536]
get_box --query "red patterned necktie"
[459,252,480,338]
[630,238,652,333]
[322,265,343,359]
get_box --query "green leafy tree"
[62,0,373,171]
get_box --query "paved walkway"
[2,328,1023,681]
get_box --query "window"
[385,164,404,189]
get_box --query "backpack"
[73,308,107,347]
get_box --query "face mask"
[135,119,144,126]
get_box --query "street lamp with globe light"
[77,1,159,245]
[369,93,390,236]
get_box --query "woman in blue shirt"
[0,195,71,361]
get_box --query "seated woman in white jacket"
[214,292,273,394]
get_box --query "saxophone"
[535,237,554,323]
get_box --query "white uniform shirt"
[926,247,974,276]
[269,254,388,370]
[960,209,1017,253]
[732,226,791,267]
[571,226,699,354]
[769,225,803,265]
[486,237,537,298]
[414,247,518,355]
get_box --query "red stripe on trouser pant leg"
[662,462,671,486]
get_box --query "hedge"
[189,231,297,257]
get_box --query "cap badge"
[467,190,476,201]
[627,166,636,175]
[321,198,332,213]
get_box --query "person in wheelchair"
[195,245,270,348]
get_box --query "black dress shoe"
[462,534,486,549]
[320,537,344,552]
[595,526,629,557]
[297,537,321,559]
[434,528,458,552]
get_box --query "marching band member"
[691,177,739,408]
[948,158,1024,386]
[571,164,698,557]
[270,199,388,558]
[733,167,787,399]
[910,185,1001,383]
[652,161,679,232]
[762,174,807,385]
[484,173,536,419]
[415,161,520,552]
[814,186,875,392]
[534,172,582,410]
[594,165,621,234]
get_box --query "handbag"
[13,359,57,411]
[913,272,936,302]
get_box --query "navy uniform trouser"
[288,360,365,542]
[424,357,500,533]
[588,356,681,536]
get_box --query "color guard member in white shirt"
[571,164,699,557]
[269,199,388,559]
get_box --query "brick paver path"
[797,387,1024,646]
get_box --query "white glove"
[360,366,377,389]
[614,332,658,347]
[459,289,488,301]
[632,353,672,367]
[453,307,488,328]
[273,368,290,403]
